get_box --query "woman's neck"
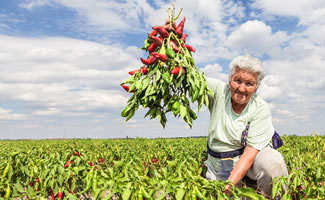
[231,99,247,114]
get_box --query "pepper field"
[0,134,324,200]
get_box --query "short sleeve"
[246,101,274,150]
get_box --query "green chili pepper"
[166,48,176,58]
[162,72,171,85]
[188,108,197,120]
[83,169,94,193]
[191,189,197,200]
[195,187,207,200]
[2,163,9,178]
[5,185,11,200]
[92,171,98,194]
[172,101,180,114]
[141,186,151,199]
[191,87,199,102]
[121,105,131,117]
[137,189,143,200]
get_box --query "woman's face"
[229,68,258,106]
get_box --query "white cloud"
[0,107,27,120]
[226,20,288,56]
[19,0,51,10]
[257,75,283,101]
[0,35,140,119]
[201,63,228,82]
[222,0,246,25]
[252,0,325,17]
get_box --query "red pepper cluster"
[121,15,196,93]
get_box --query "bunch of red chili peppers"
[120,6,211,128]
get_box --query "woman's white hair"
[229,55,265,86]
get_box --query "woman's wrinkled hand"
[163,19,176,31]
[223,183,233,196]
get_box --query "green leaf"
[237,187,265,200]
[122,75,134,84]
[204,93,209,108]
[179,104,187,119]
[144,38,152,49]
[272,181,280,198]
[122,188,132,200]
[125,106,137,121]
[65,193,78,200]
[175,188,185,200]
[154,190,166,200]
[156,70,161,81]
[14,183,25,193]
[142,77,150,90]
[129,83,136,92]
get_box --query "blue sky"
[0,0,325,139]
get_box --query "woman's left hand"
[224,183,232,195]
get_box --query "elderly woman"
[204,55,288,197]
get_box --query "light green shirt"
[206,78,274,152]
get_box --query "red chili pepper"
[152,26,169,38]
[152,52,167,62]
[181,33,188,42]
[74,152,80,156]
[176,16,186,36]
[121,85,130,92]
[148,43,157,52]
[89,162,94,166]
[185,44,196,52]
[149,30,158,38]
[128,69,140,75]
[140,55,157,65]
[57,191,63,199]
[141,67,148,75]
[151,36,163,46]
[51,189,55,200]
[171,67,185,75]
[69,182,74,194]
[170,40,180,53]
[36,178,40,184]
[128,67,148,75]
[64,161,70,168]
[64,160,74,168]
[121,85,135,93]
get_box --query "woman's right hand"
[163,19,176,31]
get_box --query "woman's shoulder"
[249,95,272,116]
[206,77,227,93]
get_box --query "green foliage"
[0,135,324,199]
[272,134,325,199]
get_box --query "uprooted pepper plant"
[120,6,211,128]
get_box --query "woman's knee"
[254,147,288,178]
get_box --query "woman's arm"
[223,145,259,195]
[228,145,259,185]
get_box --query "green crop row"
[0,135,324,199]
